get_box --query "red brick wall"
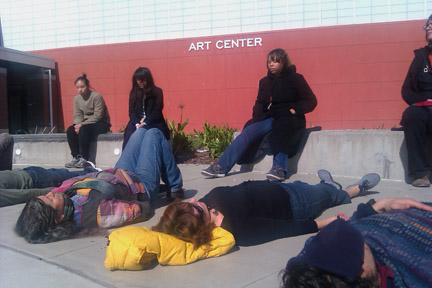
[34,19,424,132]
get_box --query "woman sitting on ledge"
[65,74,111,168]
[201,48,317,182]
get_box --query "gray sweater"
[73,91,110,125]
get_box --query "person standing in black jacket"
[122,67,170,150]
[400,15,432,187]
[202,48,317,181]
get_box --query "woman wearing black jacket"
[122,67,170,149]
[202,48,317,181]
[400,15,432,187]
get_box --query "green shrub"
[166,118,194,157]
[194,121,236,159]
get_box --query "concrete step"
[12,133,123,169]
[11,130,432,182]
[233,130,432,182]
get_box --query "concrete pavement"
[1,164,431,288]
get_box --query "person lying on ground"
[15,128,183,243]
[153,170,380,247]
[282,197,432,288]
[0,164,99,207]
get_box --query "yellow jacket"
[104,226,235,270]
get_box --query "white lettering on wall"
[189,37,262,52]
[189,41,212,51]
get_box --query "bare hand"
[74,124,82,134]
[372,197,432,213]
[316,216,337,230]
[290,108,296,114]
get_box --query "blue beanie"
[289,219,364,282]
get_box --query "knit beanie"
[288,219,364,282]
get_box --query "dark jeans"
[23,166,92,188]
[115,128,182,199]
[66,121,111,160]
[401,105,432,179]
[0,133,14,171]
[217,117,288,173]
[278,181,351,220]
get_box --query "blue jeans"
[23,167,91,188]
[277,181,351,220]
[115,128,183,200]
[217,117,288,173]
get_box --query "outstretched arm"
[372,197,432,213]
[351,197,432,221]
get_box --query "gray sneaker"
[201,164,226,178]
[65,157,79,168]
[266,166,286,181]
[346,173,381,193]
[74,157,87,168]
[318,169,342,190]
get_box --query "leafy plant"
[194,121,236,159]
[166,118,194,157]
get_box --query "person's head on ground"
[423,14,432,43]
[15,193,77,243]
[74,73,91,97]
[152,198,216,248]
[132,67,155,91]
[281,219,381,288]
[267,48,291,76]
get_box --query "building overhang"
[0,46,55,69]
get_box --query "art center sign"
[188,37,262,51]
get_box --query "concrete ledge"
[11,130,432,181]
[12,133,123,168]
[236,130,432,182]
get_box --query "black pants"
[66,121,111,160]
[0,133,14,171]
[122,121,136,150]
[401,105,432,179]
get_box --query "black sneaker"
[201,164,226,178]
[317,169,342,190]
[266,166,286,181]
[346,173,381,193]
[83,160,103,172]
[65,157,79,168]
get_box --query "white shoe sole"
[201,171,225,178]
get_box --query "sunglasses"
[191,204,205,220]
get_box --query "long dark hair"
[15,197,78,243]
[280,262,380,288]
[267,48,292,74]
[129,67,156,110]
[152,200,215,248]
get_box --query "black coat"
[239,65,317,163]
[401,46,432,105]
[400,46,432,127]
[123,87,170,149]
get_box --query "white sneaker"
[65,157,79,168]
[82,160,102,171]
